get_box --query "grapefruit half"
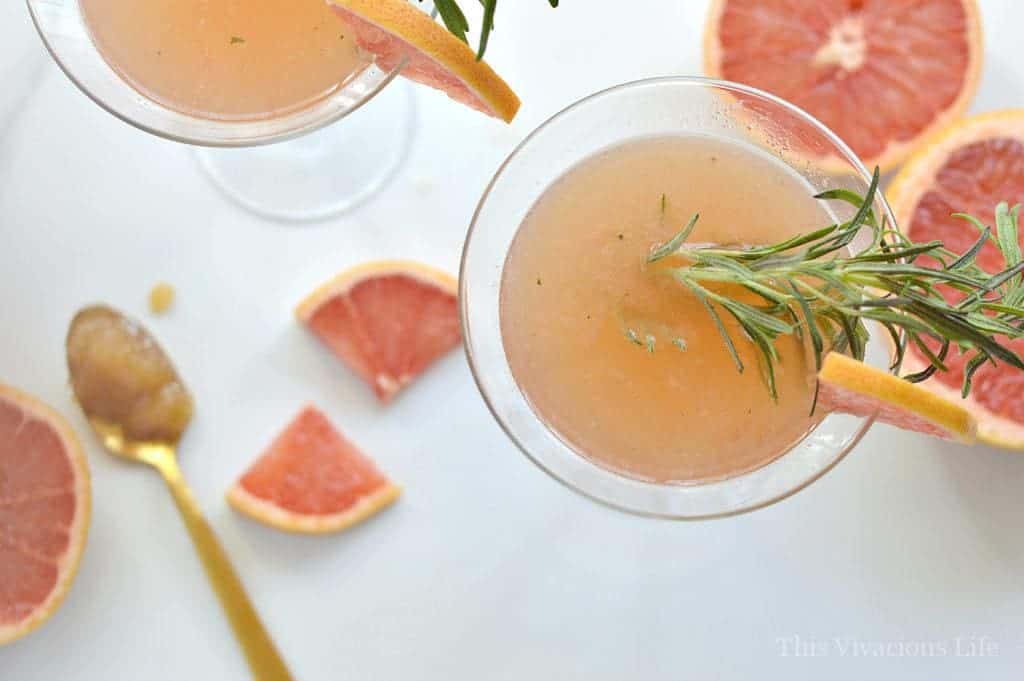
[297,261,461,404]
[328,0,520,122]
[704,0,983,171]
[227,406,399,534]
[888,110,1024,449]
[0,384,90,645]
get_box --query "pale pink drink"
[501,135,832,483]
[79,0,366,121]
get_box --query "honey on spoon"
[66,305,293,681]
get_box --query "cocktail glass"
[460,76,896,519]
[26,0,435,221]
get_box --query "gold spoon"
[67,305,293,681]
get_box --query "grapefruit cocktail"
[500,134,832,484]
[26,0,518,219]
[461,78,896,518]
[464,77,1024,517]
[79,0,366,122]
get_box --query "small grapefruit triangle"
[227,406,399,534]
[297,261,461,404]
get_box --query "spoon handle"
[155,455,294,681]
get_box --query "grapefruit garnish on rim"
[817,353,976,443]
[704,0,983,170]
[0,384,90,646]
[327,0,521,122]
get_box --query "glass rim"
[460,75,893,520]
[25,0,434,147]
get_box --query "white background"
[2,1,1023,679]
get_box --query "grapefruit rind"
[703,0,984,173]
[895,349,1024,449]
[0,384,90,646]
[226,482,400,535]
[887,109,1024,449]
[818,353,977,443]
[327,0,520,122]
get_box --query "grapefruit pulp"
[0,384,90,645]
[704,0,983,171]
[227,406,399,534]
[297,261,461,403]
[888,110,1024,448]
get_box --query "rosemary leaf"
[434,0,470,43]
[649,213,700,263]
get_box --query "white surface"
[1,1,1022,679]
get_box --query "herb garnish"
[432,0,558,60]
[645,168,1024,401]
[230,36,246,45]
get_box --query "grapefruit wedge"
[0,384,90,645]
[704,0,983,171]
[297,261,461,404]
[817,353,977,443]
[227,406,400,534]
[888,110,1024,449]
[328,0,520,122]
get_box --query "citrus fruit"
[704,0,983,171]
[227,406,400,534]
[328,0,520,122]
[887,110,1024,448]
[0,384,90,645]
[296,260,461,404]
[817,353,976,443]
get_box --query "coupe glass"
[27,0,434,220]
[460,76,897,519]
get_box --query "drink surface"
[80,0,365,121]
[500,135,832,484]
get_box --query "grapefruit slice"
[227,406,400,534]
[888,110,1024,449]
[0,384,90,645]
[328,0,520,122]
[704,0,983,171]
[297,260,461,403]
[817,353,977,443]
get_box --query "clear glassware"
[2,3,46,136]
[460,76,896,519]
[26,0,434,220]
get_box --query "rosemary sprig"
[647,168,1024,401]
[432,0,559,60]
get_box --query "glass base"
[195,80,416,222]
